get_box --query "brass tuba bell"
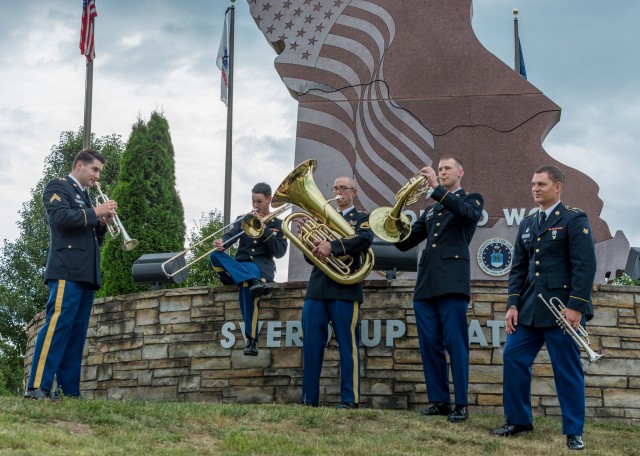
[272,159,374,285]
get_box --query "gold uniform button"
[432,244,437,248]
[253,240,258,244]
[249,255,254,259]
[535,272,540,277]
[434,233,439,237]
[455,255,459,259]
[438,213,442,216]
[535,261,540,265]
[436,223,441,227]
[564,285,568,288]
[536,237,541,241]
[68,245,72,249]
[535,249,540,253]
[251,248,255,252]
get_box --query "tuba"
[272,159,374,285]
[369,174,430,243]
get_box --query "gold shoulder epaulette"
[57,177,67,182]
[565,206,583,213]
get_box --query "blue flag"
[518,38,527,80]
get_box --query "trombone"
[95,183,139,251]
[537,293,603,365]
[160,204,293,278]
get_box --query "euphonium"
[538,293,603,365]
[369,174,431,243]
[272,159,374,285]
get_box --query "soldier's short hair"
[535,164,564,184]
[439,155,463,168]
[252,182,272,197]
[73,148,105,169]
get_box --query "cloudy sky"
[1,0,639,281]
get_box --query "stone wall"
[24,281,640,422]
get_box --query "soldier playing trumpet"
[25,149,116,400]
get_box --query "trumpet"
[537,293,603,365]
[95,183,139,251]
[369,174,431,243]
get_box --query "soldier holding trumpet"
[491,164,597,451]
[24,149,117,400]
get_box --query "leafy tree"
[0,129,123,395]
[182,210,230,288]
[99,112,186,296]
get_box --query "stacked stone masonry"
[24,281,640,422]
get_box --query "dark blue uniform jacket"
[221,215,288,282]
[507,202,597,327]
[396,186,483,300]
[304,208,373,303]
[42,176,106,289]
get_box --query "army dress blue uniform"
[27,175,106,397]
[301,207,373,406]
[210,215,287,341]
[503,202,596,436]
[396,186,483,407]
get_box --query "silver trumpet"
[95,182,139,251]
[537,293,603,364]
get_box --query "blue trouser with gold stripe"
[301,298,360,406]
[27,280,94,396]
[503,323,585,435]
[414,295,470,406]
[210,251,263,340]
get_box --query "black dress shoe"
[249,280,268,299]
[336,402,359,409]
[23,388,51,400]
[490,423,534,437]
[420,402,451,416]
[243,338,259,356]
[567,434,584,450]
[447,405,468,422]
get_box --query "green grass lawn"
[0,397,638,455]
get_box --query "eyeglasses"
[331,186,355,193]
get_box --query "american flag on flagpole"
[80,0,97,62]
[216,13,229,106]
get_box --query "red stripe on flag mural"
[80,0,98,62]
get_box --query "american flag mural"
[248,0,435,210]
